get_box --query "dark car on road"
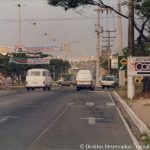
[58,77,76,86]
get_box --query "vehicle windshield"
[30,71,41,76]
[77,73,91,79]
[102,76,114,81]
[107,77,114,81]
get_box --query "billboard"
[10,57,50,64]
[9,45,60,64]
[128,57,150,76]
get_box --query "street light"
[32,22,37,47]
[17,4,22,47]
[16,4,25,47]
[44,33,49,47]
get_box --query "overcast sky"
[0,0,130,59]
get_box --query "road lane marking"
[108,93,115,103]
[23,105,39,108]
[106,102,116,107]
[88,117,96,125]
[72,106,86,108]
[116,107,142,150]
[79,117,104,125]
[0,116,9,123]
[0,115,19,124]
[28,105,69,148]
[85,102,95,107]
[108,93,141,149]
[67,102,74,106]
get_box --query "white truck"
[25,68,52,91]
[76,70,95,91]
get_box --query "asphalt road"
[0,87,136,150]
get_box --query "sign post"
[118,56,127,86]
[127,76,135,100]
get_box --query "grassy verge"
[115,84,150,149]
[140,133,150,149]
[115,83,144,101]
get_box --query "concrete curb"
[113,91,150,136]
[0,86,25,90]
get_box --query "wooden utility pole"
[128,0,134,56]
[127,0,135,100]
[94,7,113,86]
[116,0,126,86]
[95,8,101,86]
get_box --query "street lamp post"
[16,4,25,47]
[17,4,22,46]
[44,33,48,47]
[32,22,37,47]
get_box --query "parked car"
[26,68,52,91]
[58,77,76,86]
[76,70,95,91]
[100,75,118,89]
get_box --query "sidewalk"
[130,99,150,129]
[113,91,150,136]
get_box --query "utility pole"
[127,0,135,99]
[95,7,114,85]
[128,0,134,56]
[102,30,116,75]
[116,0,126,86]
[95,7,101,86]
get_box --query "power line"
[0,16,120,23]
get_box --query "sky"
[0,0,130,60]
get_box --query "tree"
[48,59,71,80]
[47,0,127,18]
[47,0,150,55]
[0,53,71,83]
[131,0,150,55]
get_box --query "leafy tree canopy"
[47,0,127,18]
[47,0,150,55]
[0,53,71,82]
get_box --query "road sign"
[111,56,118,69]
[128,57,150,76]
[118,56,127,70]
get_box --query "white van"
[26,69,51,91]
[76,70,95,91]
